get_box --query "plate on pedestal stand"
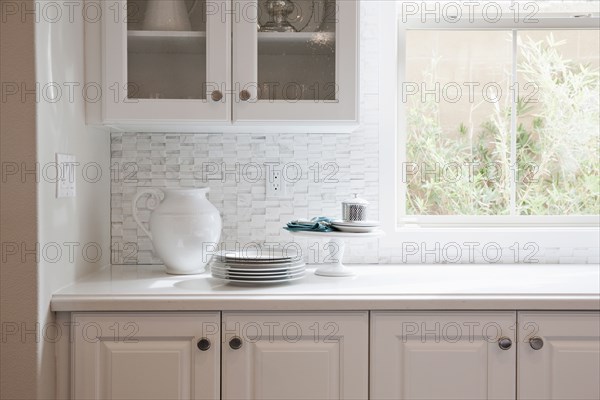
[284,229,384,277]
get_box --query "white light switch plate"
[56,153,76,198]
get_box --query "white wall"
[35,1,111,397]
[1,1,111,398]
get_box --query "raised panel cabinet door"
[101,0,231,123]
[72,312,220,400]
[222,311,368,400]
[518,311,600,400]
[371,312,517,400]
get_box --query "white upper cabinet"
[371,312,517,400]
[88,0,359,132]
[101,0,231,125]
[232,0,359,129]
[518,312,600,400]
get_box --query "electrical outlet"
[56,153,76,198]
[266,169,286,198]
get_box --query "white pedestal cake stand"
[285,229,384,277]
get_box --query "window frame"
[378,1,600,249]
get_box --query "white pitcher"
[142,0,198,31]
[132,188,221,275]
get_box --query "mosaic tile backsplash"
[111,130,381,265]
[109,129,599,265]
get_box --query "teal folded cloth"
[285,216,334,232]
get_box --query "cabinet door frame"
[72,312,220,400]
[101,0,231,124]
[232,0,359,127]
[517,311,600,400]
[371,311,517,400]
[222,311,368,400]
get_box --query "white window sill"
[380,226,599,249]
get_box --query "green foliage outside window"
[406,35,600,216]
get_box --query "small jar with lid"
[342,194,369,222]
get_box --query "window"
[378,1,600,247]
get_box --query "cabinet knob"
[229,336,243,350]
[529,336,544,350]
[239,90,251,101]
[197,338,211,351]
[497,337,512,350]
[211,90,223,102]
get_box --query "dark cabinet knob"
[211,90,223,102]
[529,337,544,350]
[239,90,251,101]
[498,337,512,350]
[197,338,211,351]
[229,336,243,350]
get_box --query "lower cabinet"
[70,310,599,400]
[518,312,600,400]
[371,312,517,400]
[370,311,600,400]
[72,312,220,400]
[222,312,369,400]
[72,311,367,400]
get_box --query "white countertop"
[51,264,600,312]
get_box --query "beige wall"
[0,1,39,398]
[1,1,111,398]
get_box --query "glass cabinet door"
[233,0,358,126]
[103,0,230,123]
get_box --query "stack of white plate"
[211,250,306,284]
[330,220,381,233]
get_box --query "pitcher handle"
[132,188,162,240]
